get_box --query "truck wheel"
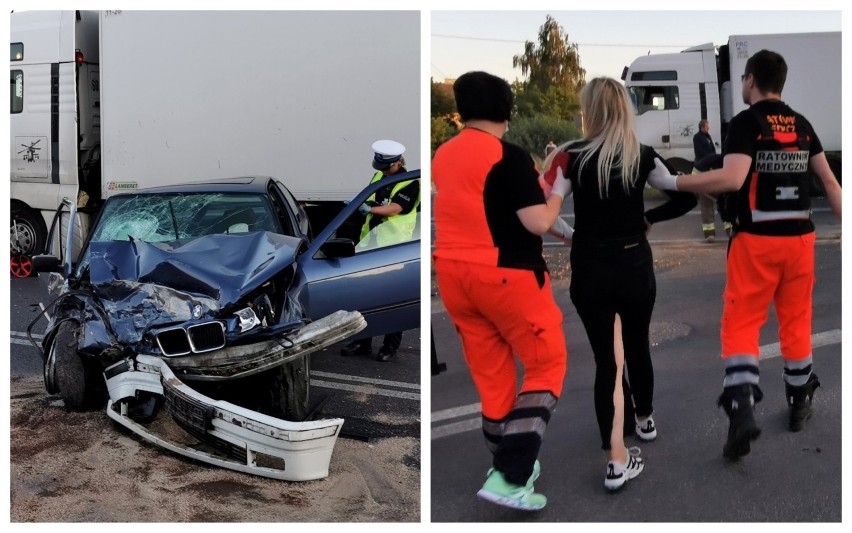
[827,156,841,186]
[11,204,47,257]
[50,321,105,411]
[810,156,841,197]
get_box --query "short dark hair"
[744,49,787,95]
[453,71,513,123]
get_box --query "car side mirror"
[32,254,63,273]
[320,238,355,258]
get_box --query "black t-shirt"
[431,127,547,273]
[724,99,821,235]
[566,142,696,240]
[483,140,548,271]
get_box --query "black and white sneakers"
[635,415,657,441]
[605,447,644,491]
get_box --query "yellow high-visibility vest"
[358,171,420,248]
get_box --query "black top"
[565,142,696,241]
[483,140,548,272]
[693,130,716,160]
[723,99,822,236]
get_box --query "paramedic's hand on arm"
[517,166,571,235]
[646,158,680,191]
[654,155,752,194]
[810,153,842,221]
[548,216,574,245]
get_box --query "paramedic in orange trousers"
[432,71,572,511]
[649,49,841,459]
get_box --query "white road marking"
[431,329,842,440]
[10,331,420,401]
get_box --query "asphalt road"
[430,199,842,522]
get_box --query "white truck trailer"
[622,32,841,179]
[10,10,420,260]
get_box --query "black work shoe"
[717,384,763,460]
[376,346,396,362]
[340,341,371,357]
[787,373,820,432]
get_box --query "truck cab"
[623,43,722,173]
[10,10,100,259]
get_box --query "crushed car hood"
[89,232,302,301]
[85,232,303,345]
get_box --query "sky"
[431,10,842,84]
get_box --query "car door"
[295,170,421,339]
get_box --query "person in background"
[432,71,572,511]
[545,140,557,156]
[692,120,730,242]
[340,139,420,362]
[649,49,841,459]
[541,77,696,491]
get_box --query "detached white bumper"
[101,309,366,481]
[106,354,343,481]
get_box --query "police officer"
[340,140,420,362]
[649,50,842,459]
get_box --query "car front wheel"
[50,321,105,410]
[217,356,311,422]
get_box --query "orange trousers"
[435,258,567,420]
[722,232,815,362]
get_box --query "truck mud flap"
[105,354,343,481]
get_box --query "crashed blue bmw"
[29,173,421,480]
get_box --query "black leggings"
[569,237,656,450]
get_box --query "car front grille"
[156,322,226,356]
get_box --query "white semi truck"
[10,10,420,261]
[622,32,841,180]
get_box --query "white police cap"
[372,139,406,170]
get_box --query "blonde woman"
[541,77,695,490]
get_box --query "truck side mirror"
[31,254,63,273]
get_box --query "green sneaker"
[476,466,546,511]
[530,459,541,485]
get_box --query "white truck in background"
[10,10,420,260]
[622,32,841,183]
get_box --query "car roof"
[114,176,274,195]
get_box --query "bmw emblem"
[193,304,202,319]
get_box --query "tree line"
[431,15,585,163]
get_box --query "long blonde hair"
[542,77,640,197]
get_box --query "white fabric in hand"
[550,165,573,199]
[647,158,679,191]
[550,216,574,239]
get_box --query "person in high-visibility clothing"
[692,120,732,242]
[432,71,572,511]
[340,139,420,362]
[649,50,842,459]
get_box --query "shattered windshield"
[77,192,281,275]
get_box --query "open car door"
[295,169,421,339]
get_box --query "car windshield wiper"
[168,200,180,239]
